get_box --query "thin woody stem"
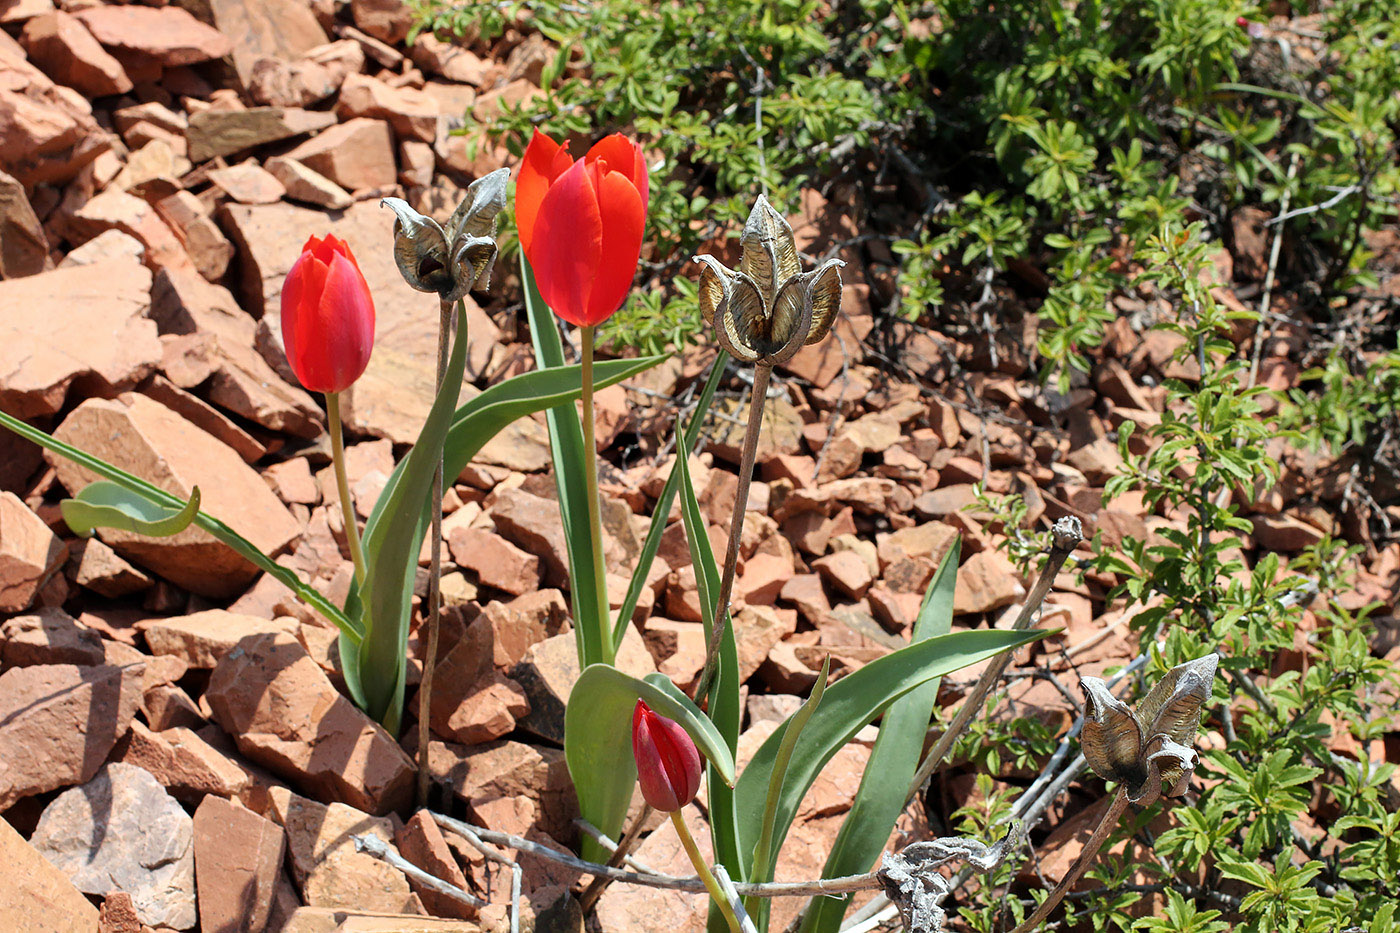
[580,324,613,665]
[417,298,456,808]
[694,362,772,702]
[577,804,653,913]
[1009,787,1132,933]
[905,517,1083,805]
[671,810,742,933]
[325,391,366,585]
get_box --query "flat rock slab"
[30,762,196,929]
[0,257,157,418]
[281,908,483,932]
[49,393,301,598]
[0,606,105,666]
[0,817,99,933]
[0,27,111,185]
[220,199,489,443]
[186,106,336,163]
[206,632,414,814]
[144,609,300,668]
[74,4,231,66]
[0,492,68,612]
[193,795,286,933]
[0,662,141,809]
[268,788,424,913]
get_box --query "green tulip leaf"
[612,350,728,653]
[799,539,961,933]
[521,254,615,669]
[0,410,355,638]
[733,624,1052,913]
[565,663,737,861]
[354,300,472,732]
[62,481,201,539]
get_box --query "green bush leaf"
[798,539,961,933]
[62,481,201,539]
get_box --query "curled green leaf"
[61,482,201,539]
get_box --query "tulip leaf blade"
[612,349,728,653]
[564,663,736,863]
[675,445,745,887]
[521,254,614,669]
[355,300,472,733]
[731,626,1052,925]
[798,538,962,933]
[0,409,358,639]
[61,481,201,539]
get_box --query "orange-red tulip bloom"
[516,130,648,327]
[631,699,702,813]
[281,234,376,394]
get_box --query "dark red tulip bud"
[631,699,702,812]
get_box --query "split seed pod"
[1080,653,1218,802]
[693,194,843,365]
[382,167,511,302]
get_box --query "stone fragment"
[143,682,207,732]
[249,39,362,108]
[266,156,353,209]
[69,188,191,272]
[735,551,793,606]
[733,604,796,682]
[0,0,53,23]
[0,663,142,808]
[193,795,286,933]
[593,804,711,932]
[474,414,552,472]
[0,492,67,612]
[199,0,329,91]
[282,118,396,190]
[140,374,268,463]
[31,763,196,929]
[351,0,412,44]
[208,161,288,205]
[115,721,251,802]
[0,258,157,418]
[207,632,414,814]
[394,811,475,920]
[282,908,480,932]
[150,266,324,437]
[512,628,655,744]
[424,636,530,745]
[0,816,99,933]
[422,739,576,843]
[186,107,337,163]
[1250,513,1326,551]
[0,169,51,278]
[49,395,301,597]
[410,34,493,84]
[336,73,438,142]
[59,228,144,267]
[448,526,541,596]
[0,28,111,185]
[489,487,572,587]
[0,607,104,666]
[269,788,425,913]
[812,549,874,599]
[75,5,231,66]
[953,550,1025,615]
[473,589,571,669]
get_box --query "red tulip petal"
[587,133,649,207]
[580,167,645,326]
[280,249,328,385]
[516,131,571,259]
[314,251,376,393]
[531,158,603,327]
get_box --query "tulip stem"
[417,298,457,808]
[580,324,613,665]
[325,391,366,586]
[694,362,771,704]
[669,809,742,933]
[1009,786,1133,933]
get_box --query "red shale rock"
[0,491,67,612]
[74,4,232,67]
[0,662,142,809]
[0,28,111,185]
[0,816,99,933]
[206,631,414,815]
[20,10,131,97]
[193,795,286,933]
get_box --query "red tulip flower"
[516,130,649,327]
[281,234,376,394]
[631,700,702,812]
